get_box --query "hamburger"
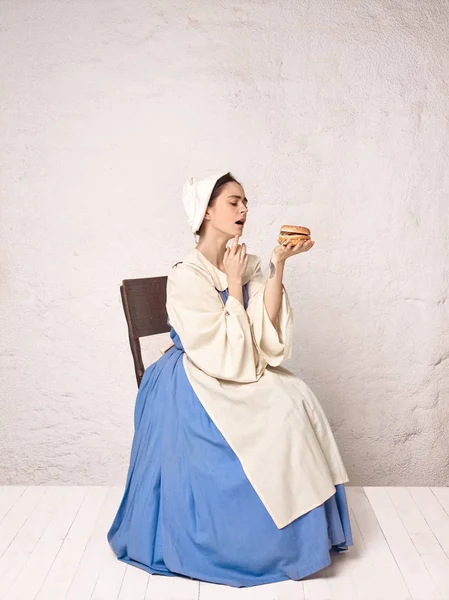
[278,225,311,246]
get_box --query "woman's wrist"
[228,276,243,285]
[270,254,286,268]
[268,255,285,280]
[227,278,244,306]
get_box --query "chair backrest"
[120,276,170,387]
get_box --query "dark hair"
[208,172,241,207]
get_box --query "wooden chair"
[120,276,171,387]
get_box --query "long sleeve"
[166,263,263,383]
[246,259,293,367]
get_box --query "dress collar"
[180,247,259,292]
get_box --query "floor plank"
[389,487,449,599]
[0,487,67,599]
[365,486,441,600]
[325,508,362,599]
[0,487,46,559]
[117,565,150,600]
[1,486,449,600]
[348,487,411,599]
[65,486,123,600]
[410,488,449,559]
[2,487,87,600]
[35,486,109,600]
[200,578,302,599]
[0,487,27,524]
[302,567,330,600]
[144,574,199,600]
[432,488,449,523]
[345,489,399,599]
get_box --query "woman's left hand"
[271,239,315,263]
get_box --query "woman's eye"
[230,203,237,206]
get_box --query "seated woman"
[107,171,353,588]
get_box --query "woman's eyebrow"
[227,195,248,204]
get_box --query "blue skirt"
[107,328,353,587]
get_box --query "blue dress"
[107,284,353,587]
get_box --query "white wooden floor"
[0,486,449,600]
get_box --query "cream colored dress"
[165,247,349,529]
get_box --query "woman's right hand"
[223,235,248,283]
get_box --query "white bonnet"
[182,172,228,239]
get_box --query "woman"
[107,171,353,588]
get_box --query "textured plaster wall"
[1,0,448,485]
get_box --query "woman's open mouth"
[235,220,245,227]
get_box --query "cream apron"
[165,248,349,529]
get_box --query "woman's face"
[204,181,249,240]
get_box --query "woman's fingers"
[293,241,306,252]
[293,240,314,253]
[230,235,241,254]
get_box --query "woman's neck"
[195,236,229,271]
